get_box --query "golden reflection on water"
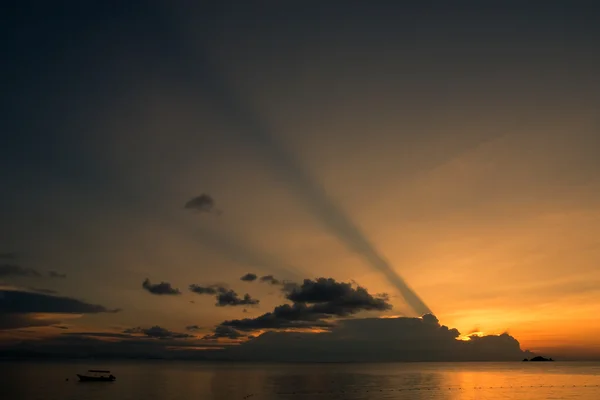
[2,361,600,400]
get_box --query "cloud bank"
[228,314,533,362]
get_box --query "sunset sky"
[1,1,599,360]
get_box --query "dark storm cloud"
[228,314,534,362]
[240,273,257,282]
[202,325,244,340]
[215,278,390,332]
[0,289,120,314]
[142,278,181,295]
[285,278,391,315]
[0,264,41,278]
[184,194,221,214]
[0,253,18,260]
[123,326,193,340]
[48,271,66,279]
[216,290,259,307]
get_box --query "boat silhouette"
[77,370,116,382]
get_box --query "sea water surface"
[2,360,600,400]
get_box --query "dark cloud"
[216,290,259,307]
[189,284,259,307]
[0,264,41,278]
[222,303,333,331]
[142,278,181,295]
[259,275,281,285]
[48,271,66,279]
[0,289,120,314]
[202,325,244,340]
[189,284,225,295]
[52,325,69,330]
[285,278,391,315]
[240,273,257,282]
[123,326,193,340]
[227,315,534,362]
[184,194,221,214]
[211,278,390,334]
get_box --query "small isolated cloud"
[48,271,66,279]
[203,325,245,340]
[52,325,70,330]
[142,278,181,295]
[123,326,193,340]
[189,284,225,295]
[216,290,259,307]
[185,325,201,332]
[240,273,257,282]
[259,275,280,285]
[0,264,41,278]
[189,284,259,307]
[184,194,221,214]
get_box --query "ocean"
[2,360,600,399]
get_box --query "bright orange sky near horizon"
[2,2,599,360]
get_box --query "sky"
[1,1,599,361]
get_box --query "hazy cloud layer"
[0,264,41,278]
[228,314,533,362]
[123,326,193,340]
[240,273,257,282]
[48,271,66,279]
[174,36,432,315]
[142,279,181,295]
